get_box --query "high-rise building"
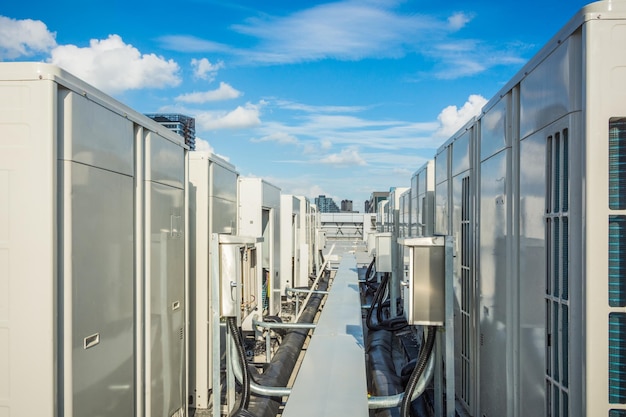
[341,199,353,212]
[366,191,389,213]
[314,195,340,213]
[145,113,196,150]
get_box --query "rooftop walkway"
[281,245,369,416]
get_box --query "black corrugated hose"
[366,272,408,332]
[227,316,258,417]
[400,326,436,417]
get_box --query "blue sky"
[1,0,590,211]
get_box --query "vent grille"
[545,128,570,416]
[609,217,626,307]
[609,313,626,404]
[459,175,472,407]
[609,118,626,210]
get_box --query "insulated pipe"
[367,337,435,409]
[229,338,292,397]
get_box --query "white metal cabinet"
[188,152,239,409]
[63,161,135,417]
[0,63,188,417]
[145,132,186,417]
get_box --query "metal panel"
[520,34,582,141]
[452,131,471,177]
[280,195,301,293]
[65,161,135,417]
[59,89,134,176]
[146,182,185,417]
[479,149,510,417]
[210,161,238,235]
[188,152,239,408]
[403,237,446,325]
[519,129,549,416]
[435,148,448,185]
[375,233,392,273]
[435,180,449,236]
[0,77,56,416]
[481,98,508,161]
[146,131,185,189]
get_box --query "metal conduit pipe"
[252,316,317,330]
[367,350,435,409]
[285,287,329,295]
[245,272,330,417]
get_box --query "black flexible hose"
[365,256,376,283]
[366,273,408,332]
[227,317,253,416]
[400,326,436,417]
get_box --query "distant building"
[341,199,354,212]
[366,191,389,213]
[315,195,340,213]
[145,113,196,150]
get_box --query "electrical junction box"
[218,235,262,325]
[375,232,393,273]
[400,236,448,325]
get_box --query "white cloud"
[231,1,443,63]
[435,94,487,138]
[196,102,262,130]
[320,147,367,167]
[251,132,299,145]
[194,137,231,162]
[275,100,368,114]
[195,137,215,153]
[48,34,180,94]
[0,15,57,59]
[447,12,472,31]
[176,82,242,103]
[191,57,224,80]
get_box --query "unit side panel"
[212,197,237,235]
[0,79,56,416]
[145,131,185,190]
[410,174,418,237]
[452,132,471,177]
[188,157,210,408]
[583,17,626,416]
[280,196,295,293]
[479,150,510,417]
[481,99,508,162]
[146,183,185,417]
[435,180,449,236]
[519,133,548,416]
[519,32,582,141]
[65,161,135,417]
[209,162,238,202]
[58,89,133,176]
